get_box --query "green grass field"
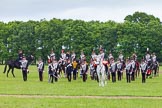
[0,65,162,108]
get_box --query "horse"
[146,60,153,78]
[90,59,98,80]
[3,55,34,77]
[146,60,159,78]
[90,65,98,80]
[58,59,67,77]
[118,59,125,79]
[96,56,106,87]
[135,61,140,78]
[77,58,85,78]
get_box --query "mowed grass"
[1,97,162,108]
[1,65,162,108]
[0,65,162,96]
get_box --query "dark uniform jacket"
[66,63,73,74]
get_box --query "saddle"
[102,61,108,65]
[93,63,97,67]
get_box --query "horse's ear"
[29,55,35,63]
[31,55,34,59]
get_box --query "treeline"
[0,11,162,64]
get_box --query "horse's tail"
[3,63,7,73]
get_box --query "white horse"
[96,55,107,87]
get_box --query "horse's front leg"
[63,66,67,78]
[3,64,8,73]
[11,68,15,78]
[101,71,106,87]
[58,69,61,78]
[97,72,101,86]
[7,68,11,77]
[104,72,107,85]
[137,69,140,77]
[135,69,137,78]
[157,66,159,76]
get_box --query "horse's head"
[26,55,34,64]
[96,55,102,65]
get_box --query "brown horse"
[135,61,140,78]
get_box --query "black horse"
[3,55,34,77]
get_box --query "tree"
[124,11,160,24]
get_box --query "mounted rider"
[91,50,97,61]
[16,49,24,66]
[47,49,55,63]
[80,50,86,62]
[61,49,66,59]
[96,48,105,64]
[108,51,114,63]
[99,48,105,61]
[152,52,158,76]
[132,52,139,70]
[60,49,67,65]
[71,51,76,61]
[144,51,152,76]
[145,50,151,64]
[118,51,125,69]
[118,51,124,62]
[66,51,71,61]
[99,48,108,74]
[90,50,97,78]
[18,49,23,61]
[132,53,137,62]
[16,49,28,69]
[152,52,157,64]
[50,49,56,62]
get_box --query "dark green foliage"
[0,12,162,63]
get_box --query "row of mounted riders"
[47,58,159,83]
[3,54,159,82]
